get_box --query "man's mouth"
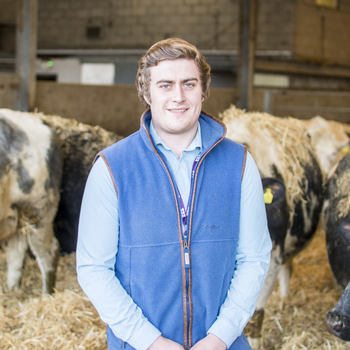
[167,108,188,112]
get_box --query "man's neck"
[154,127,198,159]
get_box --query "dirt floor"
[0,228,349,349]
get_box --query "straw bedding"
[261,227,349,350]
[0,251,107,350]
[0,228,348,349]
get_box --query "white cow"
[0,109,62,294]
[302,116,350,177]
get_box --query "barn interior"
[0,0,350,349]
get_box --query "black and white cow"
[39,114,122,253]
[223,108,324,349]
[0,108,62,294]
[323,153,350,341]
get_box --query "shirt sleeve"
[76,156,161,350]
[207,151,272,347]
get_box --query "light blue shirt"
[77,121,272,350]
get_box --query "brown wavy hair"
[136,38,211,106]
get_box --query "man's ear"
[144,95,150,105]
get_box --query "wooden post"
[16,0,37,112]
[237,0,258,111]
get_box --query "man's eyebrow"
[182,78,199,83]
[156,78,199,84]
[156,79,174,84]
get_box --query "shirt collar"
[150,119,202,153]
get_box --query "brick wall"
[294,0,350,67]
[0,73,19,109]
[253,88,350,123]
[256,0,295,51]
[0,0,17,23]
[36,0,294,51]
[33,82,350,137]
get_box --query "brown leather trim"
[141,110,188,348]
[188,264,193,348]
[241,146,247,182]
[95,152,119,198]
[187,112,226,348]
[140,108,150,131]
[200,110,228,138]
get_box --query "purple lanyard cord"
[175,153,201,241]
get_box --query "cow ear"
[262,177,286,204]
[338,220,350,246]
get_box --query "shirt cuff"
[127,321,162,350]
[208,317,241,349]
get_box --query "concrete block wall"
[3,0,350,64]
[0,73,19,109]
[0,0,17,23]
[37,0,237,50]
[256,0,295,51]
[33,81,350,137]
[294,0,350,67]
[36,0,293,51]
[253,88,350,123]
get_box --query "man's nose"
[172,84,185,103]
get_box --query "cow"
[221,106,324,349]
[0,108,62,294]
[38,113,122,253]
[301,116,350,177]
[323,152,350,341]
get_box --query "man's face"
[146,59,203,139]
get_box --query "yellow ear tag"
[264,188,273,204]
[342,146,349,154]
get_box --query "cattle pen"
[0,227,349,350]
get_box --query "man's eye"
[185,83,195,88]
[160,84,171,89]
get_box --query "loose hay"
[0,251,107,350]
[0,228,348,349]
[262,227,350,350]
[220,105,315,215]
[333,170,350,221]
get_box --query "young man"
[77,38,272,350]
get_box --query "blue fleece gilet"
[100,111,251,350]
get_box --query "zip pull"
[184,240,190,268]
